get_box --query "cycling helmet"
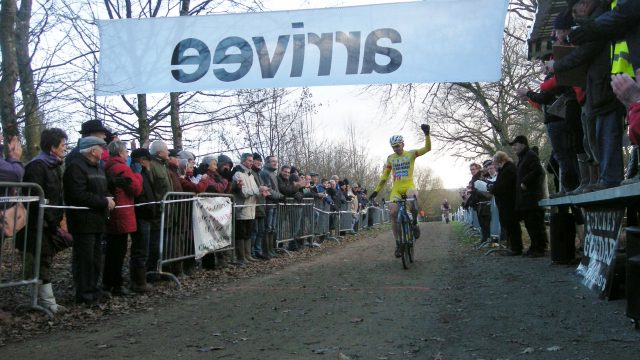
[389,135,404,146]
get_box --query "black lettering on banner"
[253,35,290,79]
[213,36,254,82]
[171,38,211,83]
[170,25,403,83]
[361,28,402,74]
[577,207,624,298]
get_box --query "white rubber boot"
[38,282,63,314]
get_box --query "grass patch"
[451,221,478,246]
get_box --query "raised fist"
[421,124,430,135]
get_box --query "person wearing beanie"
[217,154,234,182]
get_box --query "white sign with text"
[192,196,233,259]
[96,0,509,95]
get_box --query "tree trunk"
[0,0,20,152]
[168,0,189,150]
[169,92,182,150]
[16,0,41,159]
[137,94,150,145]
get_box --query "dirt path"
[1,222,639,359]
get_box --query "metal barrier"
[368,206,383,226]
[338,201,354,233]
[0,182,49,317]
[275,198,314,250]
[152,192,235,287]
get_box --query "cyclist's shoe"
[412,223,420,239]
[394,241,402,258]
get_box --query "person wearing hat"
[128,148,157,292]
[63,136,115,305]
[66,120,110,165]
[509,135,548,257]
[217,154,234,182]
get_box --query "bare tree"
[0,0,20,148]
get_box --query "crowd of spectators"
[0,119,374,314]
[459,0,640,257]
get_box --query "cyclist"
[369,124,431,257]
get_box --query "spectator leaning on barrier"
[510,135,548,258]
[103,141,142,296]
[489,151,522,256]
[278,165,304,251]
[147,140,173,277]
[259,156,285,257]
[17,128,65,313]
[129,148,156,293]
[63,136,115,305]
[232,153,269,265]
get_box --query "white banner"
[192,196,233,259]
[96,0,508,95]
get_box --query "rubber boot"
[38,282,64,314]
[234,237,246,266]
[567,154,589,195]
[268,233,277,257]
[622,146,640,185]
[244,238,257,262]
[130,267,151,293]
[261,235,271,260]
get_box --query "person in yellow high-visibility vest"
[569,0,639,72]
[551,0,626,191]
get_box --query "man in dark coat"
[489,151,522,255]
[63,136,115,305]
[510,135,548,257]
[19,128,67,312]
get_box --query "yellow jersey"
[374,135,431,199]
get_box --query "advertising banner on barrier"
[96,0,509,95]
[576,207,624,299]
[192,196,233,259]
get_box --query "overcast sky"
[263,0,471,189]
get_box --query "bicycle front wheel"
[401,221,411,269]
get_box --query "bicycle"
[386,196,418,269]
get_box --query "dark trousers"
[72,233,104,303]
[520,209,548,253]
[146,224,162,272]
[131,219,150,269]
[103,233,129,289]
[499,211,522,252]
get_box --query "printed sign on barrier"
[192,196,233,259]
[576,207,624,299]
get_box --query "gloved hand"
[486,183,494,192]
[568,20,599,45]
[108,171,132,190]
[131,162,143,174]
[421,123,430,135]
[293,192,304,202]
[369,191,378,201]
